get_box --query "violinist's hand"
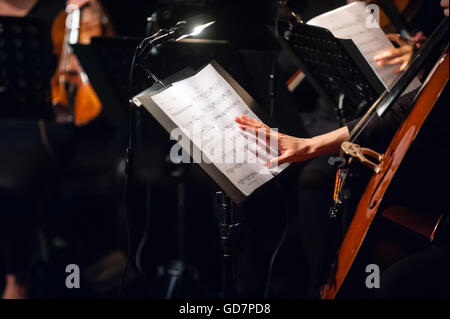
[374,34,414,74]
[66,0,96,8]
[442,0,449,17]
[235,115,314,167]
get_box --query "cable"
[135,178,152,276]
[38,119,58,165]
[118,35,159,297]
[269,3,282,119]
[264,180,290,299]
[118,173,131,298]
[263,3,289,298]
[117,42,142,298]
[263,2,286,297]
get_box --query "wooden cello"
[320,17,449,299]
[51,0,114,126]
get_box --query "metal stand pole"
[216,191,240,298]
[163,162,187,299]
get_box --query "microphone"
[137,15,215,63]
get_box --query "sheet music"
[307,2,421,94]
[149,64,288,197]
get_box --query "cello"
[51,0,114,126]
[320,17,449,299]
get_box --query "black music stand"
[216,190,240,298]
[278,22,385,125]
[74,39,257,297]
[0,16,55,120]
[133,61,282,298]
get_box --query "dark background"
[1,0,447,299]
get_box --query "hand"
[442,0,449,17]
[374,34,415,74]
[66,0,96,8]
[234,115,313,167]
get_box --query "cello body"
[321,45,449,298]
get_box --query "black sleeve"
[345,88,419,152]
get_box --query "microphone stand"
[125,18,217,298]
[161,156,200,299]
[127,22,188,179]
[123,25,180,298]
[127,20,209,298]
[216,192,238,298]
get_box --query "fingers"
[267,153,291,168]
[235,114,268,130]
[240,114,267,128]
[393,60,409,74]
[67,0,92,6]
[442,0,449,16]
[234,116,253,127]
[380,56,405,67]
[237,124,269,135]
[374,50,398,65]
[235,115,254,127]
[393,62,409,75]
[241,114,266,127]
[374,47,409,64]
[383,57,407,65]
[235,114,291,168]
[237,120,274,149]
[236,124,253,131]
[392,65,402,74]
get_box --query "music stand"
[278,23,385,125]
[134,61,285,298]
[75,37,258,297]
[0,16,55,120]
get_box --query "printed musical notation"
[307,1,421,93]
[149,64,288,196]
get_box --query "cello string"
[350,111,377,143]
[59,9,71,85]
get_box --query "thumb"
[267,153,291,168]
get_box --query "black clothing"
[346,88,419,153]
[408,1,446,37]
[27,0,65,32]
[0,0,68,278]
[377,246,449,299]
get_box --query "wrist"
[309,126,350,158]
[307,135,332,159]
[291,137,320,162]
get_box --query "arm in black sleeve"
[345,88,419,152]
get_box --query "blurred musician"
[0,0,112,299]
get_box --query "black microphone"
[136,21,186,62]
[137,15,215,63]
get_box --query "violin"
[320,17,449,299]
[51,0,114,126]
